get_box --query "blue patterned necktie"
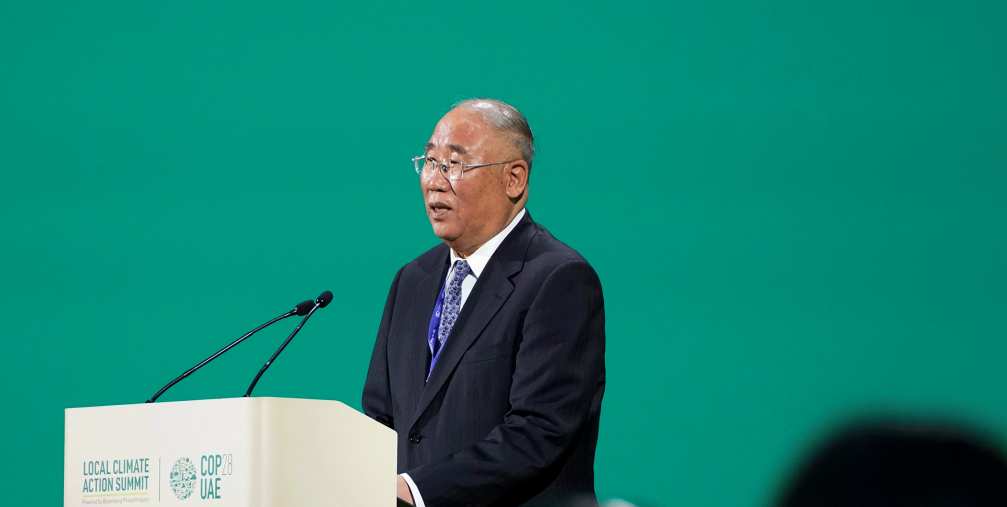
[428,260,471,375]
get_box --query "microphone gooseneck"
[145,299,315,403]
[244,290,331,397]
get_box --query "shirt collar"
[448,207,526,279]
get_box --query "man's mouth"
[429,202,452,218]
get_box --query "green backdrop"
[1,1,1004,505]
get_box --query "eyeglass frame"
[413,155,520,181]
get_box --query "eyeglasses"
[413,155,518,181]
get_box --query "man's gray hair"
[453,98,535,172]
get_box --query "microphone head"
[316,290,333,308]
[294,300,315,316]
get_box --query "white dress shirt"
[400,207,526,507]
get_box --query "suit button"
[409,434,422,444]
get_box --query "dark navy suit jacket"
[362,211,605,507]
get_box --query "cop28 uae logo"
[169,457,198,500]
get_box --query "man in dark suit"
[362,99,605,507]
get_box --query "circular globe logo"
[169,457,197,500]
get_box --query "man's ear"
[505,160,529,200]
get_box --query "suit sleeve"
[362,265,405,430]
[405,259,606,506]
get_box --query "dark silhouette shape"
[776,422,1007,507]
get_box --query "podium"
[65,397,396,506]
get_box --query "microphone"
[244,291,332,397]
[145,299,316,403]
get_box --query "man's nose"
[422,170,451,192]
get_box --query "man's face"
[422,108,516,256]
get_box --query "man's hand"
[396,475,415,506]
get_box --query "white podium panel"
[65,397,396,507]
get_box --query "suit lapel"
[401,247,450,415]
[408,212,535,430]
